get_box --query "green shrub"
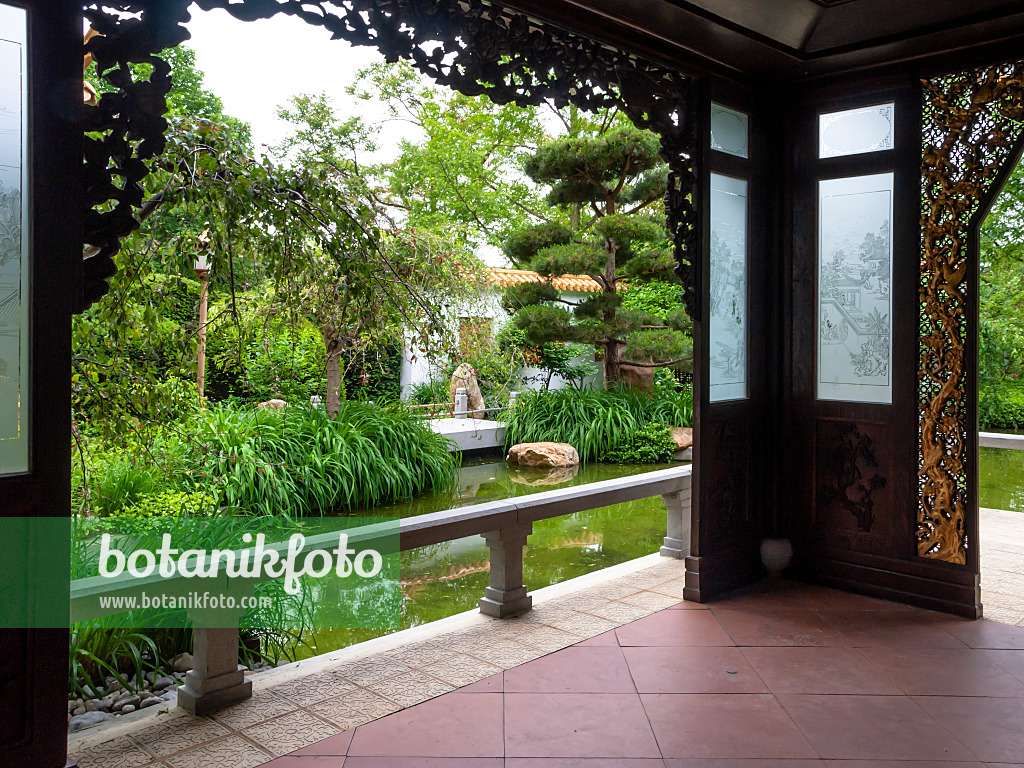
[603,422,676,464]
[79,489,218,536]
[245,320,327,404]
[406,378,451,407]
[504,385,692,463]
[979,381,1024,430]
[344,342,403,402]
[620,279,683,318]
[87,458,160,517]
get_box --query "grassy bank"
[504,385,693,463]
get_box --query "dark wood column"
[0,2,80,766]
[685,78,778,602]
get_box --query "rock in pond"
[671,427,693,451]
[507,442,580,467]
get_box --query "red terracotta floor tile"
[576,630,620,646]
[615,609,735,647]
[978,649,1024,683]
[856,647,1024,696]
[739,647,902,695]
[504,692,661,758]
[641,693,818,759]
[504,646,636,693]
[508,760,667,767]
[623,646,768,694]
[777,694,975,761]
[710,609,847,647]
[346,692,503,757]
[457,673,503,692]
[708,582,823,613]
[342,759,502,767]
[796,586,929,612]
[817,610,968,648]
[935,618,1024,649]
[662,761,825,768]
[261,758,346,766]
[914,696,1024,763]
[818,762,984,768]
[291,730,354,756]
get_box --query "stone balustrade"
[69,465,692,715]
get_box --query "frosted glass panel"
[0,4,27,474]
[817,173,893,404]
[711,103,748,158]
[819,103,894,158]
[709,173,747,402]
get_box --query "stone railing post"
[479,522,533,617]
[454,387,468,418]
[176,580,254,715]
[508,391,519,410]
[660,474,692,559]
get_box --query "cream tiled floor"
[980,507,1024,625]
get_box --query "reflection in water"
[980,447,1024,513]
[300,459,674,657]
[508,464,580,486]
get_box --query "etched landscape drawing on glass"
[709,173,747,402]
[0,4,27,473]
[817,173,894,404]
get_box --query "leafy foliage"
[979,382,1024,430]
[603,422,677,464]
[980,157,1024,428]
[504,385,692,463]
[502,117,692,384]
[350,61,549,251]
[73,402,458,520]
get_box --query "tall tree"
[980,160,1024,383]
[257,93,488,415]
[501,121,691,385]
[349,61,550,252]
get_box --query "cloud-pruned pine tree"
[502,121,692,385]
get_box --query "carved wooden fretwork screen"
[80,0,699,315]
[918,62,1024,564]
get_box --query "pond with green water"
[981,446,1024,512]
[299,458,675,657]
[296,447,1024,658]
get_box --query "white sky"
[183,5,508,266]
[184,5,422,158]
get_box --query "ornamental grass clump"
[503,385,692,463]
[183,402,458,517]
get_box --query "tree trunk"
[604,338,622,385]
[602,232,620,387]
[323,328,344,418]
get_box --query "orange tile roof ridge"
[486,267,603,293]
